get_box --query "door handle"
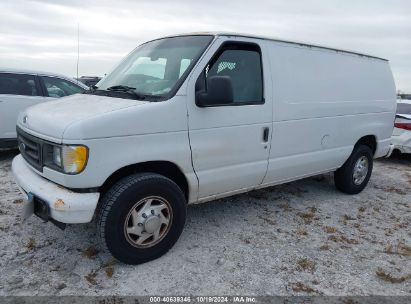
[262,127,270,142]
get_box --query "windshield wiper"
[106,85,147,100]
[107,85,136,91]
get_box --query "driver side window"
[203,43,264,104]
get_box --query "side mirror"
[195,76,234,107]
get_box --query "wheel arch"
[99,161,190,202]
[354,135,377,155]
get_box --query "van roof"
[162,32,388,62]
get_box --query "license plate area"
[21,192,34,222]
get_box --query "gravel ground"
[0,149,410,296]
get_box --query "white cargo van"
[12,33,396,264]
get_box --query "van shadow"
[182,173,337,241]
[0,148,19,161]
[377,151,411,166]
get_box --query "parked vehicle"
[392,99,411,154]
[397,94,411,100]
[0,68,88,148]
[12,33,396,264]
[75,76,102,88]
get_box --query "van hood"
[18,94,147,140]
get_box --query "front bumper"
[12,154,100,224]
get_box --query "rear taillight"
[394,122,411,131]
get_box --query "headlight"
[61,145,88,174]
[45,144,88,174]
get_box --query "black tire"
[334,145,373,194]
[97,173,186,264]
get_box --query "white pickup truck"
[12,33,396,264]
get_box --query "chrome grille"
[17,127,43,172]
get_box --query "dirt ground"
[0,149,410,296]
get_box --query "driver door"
[186,38,273,200]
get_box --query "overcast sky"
[1,0,410,92]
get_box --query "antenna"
[76,23,80,81]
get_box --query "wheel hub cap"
[124,196,172,248]
[144,216,161,234]
[353,156,368,185]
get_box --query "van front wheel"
[334,145,373,194]
[97,173,186,264]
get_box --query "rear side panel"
[263,41,396,185]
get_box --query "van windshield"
[96,35,213,100]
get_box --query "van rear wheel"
[334,145,373,194]
[97,173,186,264]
